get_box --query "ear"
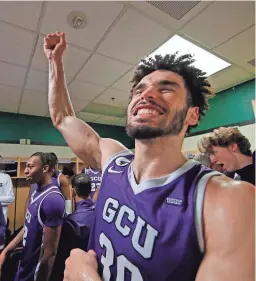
[228,143,238,152]
[186,107,199,126]
[42,165,50,173]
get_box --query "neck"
[235,153,253,170]
[75,196,89,203]
[133,134,187,183]
[37,175,52,190]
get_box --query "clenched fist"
[64,249,102,281]
[44,32,67,61]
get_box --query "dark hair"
[131,53,214,131]
[198,127,252,156]
[49,152,58,165]
[71,173,91,198]
[62,166,75,177]
[30,152,55,171]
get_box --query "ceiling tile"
[97,8,170,64]
[26,69,48,92]
[0,84,22,103]
[94,88,129,108]
[40,2,124,50]
[214,26,255,65]
[0,84,21,113]
[0,61,26,87]
[77,54,132,87]
[31,36,92,77]
[68,79,105,101]
[82,103,126,118]
[92,115,124,126]
[0,2,42,30]
[77,112,100,122]
[209,66,254,93]
[0,22,35,67]
[19,90,48,116]
[181,1,255,49]
[70,97,89,112]
[112,68,135,92]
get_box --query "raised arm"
[44,32,127,169]
[196,177,255,281]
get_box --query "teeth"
[137,109,159,115]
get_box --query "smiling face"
[126,70,199,140]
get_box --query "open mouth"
[134,108,163,117]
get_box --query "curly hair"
[198,127,252,156]
[130,53,214,130]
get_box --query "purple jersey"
[15,183,65,281]
[82,168,102,198]
[52,170,62,189]
[88,150,221,281]
[0,203,6,250]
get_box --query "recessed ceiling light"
[67,11,86,30]
[146,35,231,76]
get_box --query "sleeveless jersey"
[88,150,220,281]
[0,203,6,250]
[51,170,62,189]
[82,168,102,198]
[15,184,64,281]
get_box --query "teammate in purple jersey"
[50,173,95,281]
[0,152,65,281]
[82,167,102,201]
[44,32,254,281]
[50,153,72,214]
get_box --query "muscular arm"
[196,177,255,281]
[48,51,126,170]
[59,174,71,200]
[35,226,62,281]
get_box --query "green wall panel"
[191,79,255,134]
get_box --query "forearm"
[4,227,24,253]
[0,195,15,205]
[35,253,56,281]
[48,58,75,127]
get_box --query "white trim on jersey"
[30,186,59,204]
[57,172,62,187]
[194,171,222,253]
[37,190,65,228]
[102,150,133,176]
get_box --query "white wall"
[0,143,75,158]
[182,123,255,153]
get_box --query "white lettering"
[115,205,135,236]
[102,198,119,223]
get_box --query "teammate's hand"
[64,249,102,281]
[43,32,67,61]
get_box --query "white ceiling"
[0,1,254,127]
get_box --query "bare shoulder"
[99,138,130,169]
[204,174,255,248]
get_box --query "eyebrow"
[134,80,180,92]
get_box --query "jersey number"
[100,232,143,281]
[23,225,28,247]
[91,183,101,192]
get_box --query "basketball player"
[0,152,65,281]
[82,167,102,201]
[198,127,255,185]
[49,153,72,214]
[44,32,254,281]
[50,173,95,281]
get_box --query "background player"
[0,152,65,281]
[44,32,254,281]
[82,167,101,201]
[50,173,95,281]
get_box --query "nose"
[140,85,158,101]
[24,167,29,175]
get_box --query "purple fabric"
[0,203,5,248]
[82,168,102,198]
[15,183,65,281]
[88,151,213,281]
[40,192,65,227]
